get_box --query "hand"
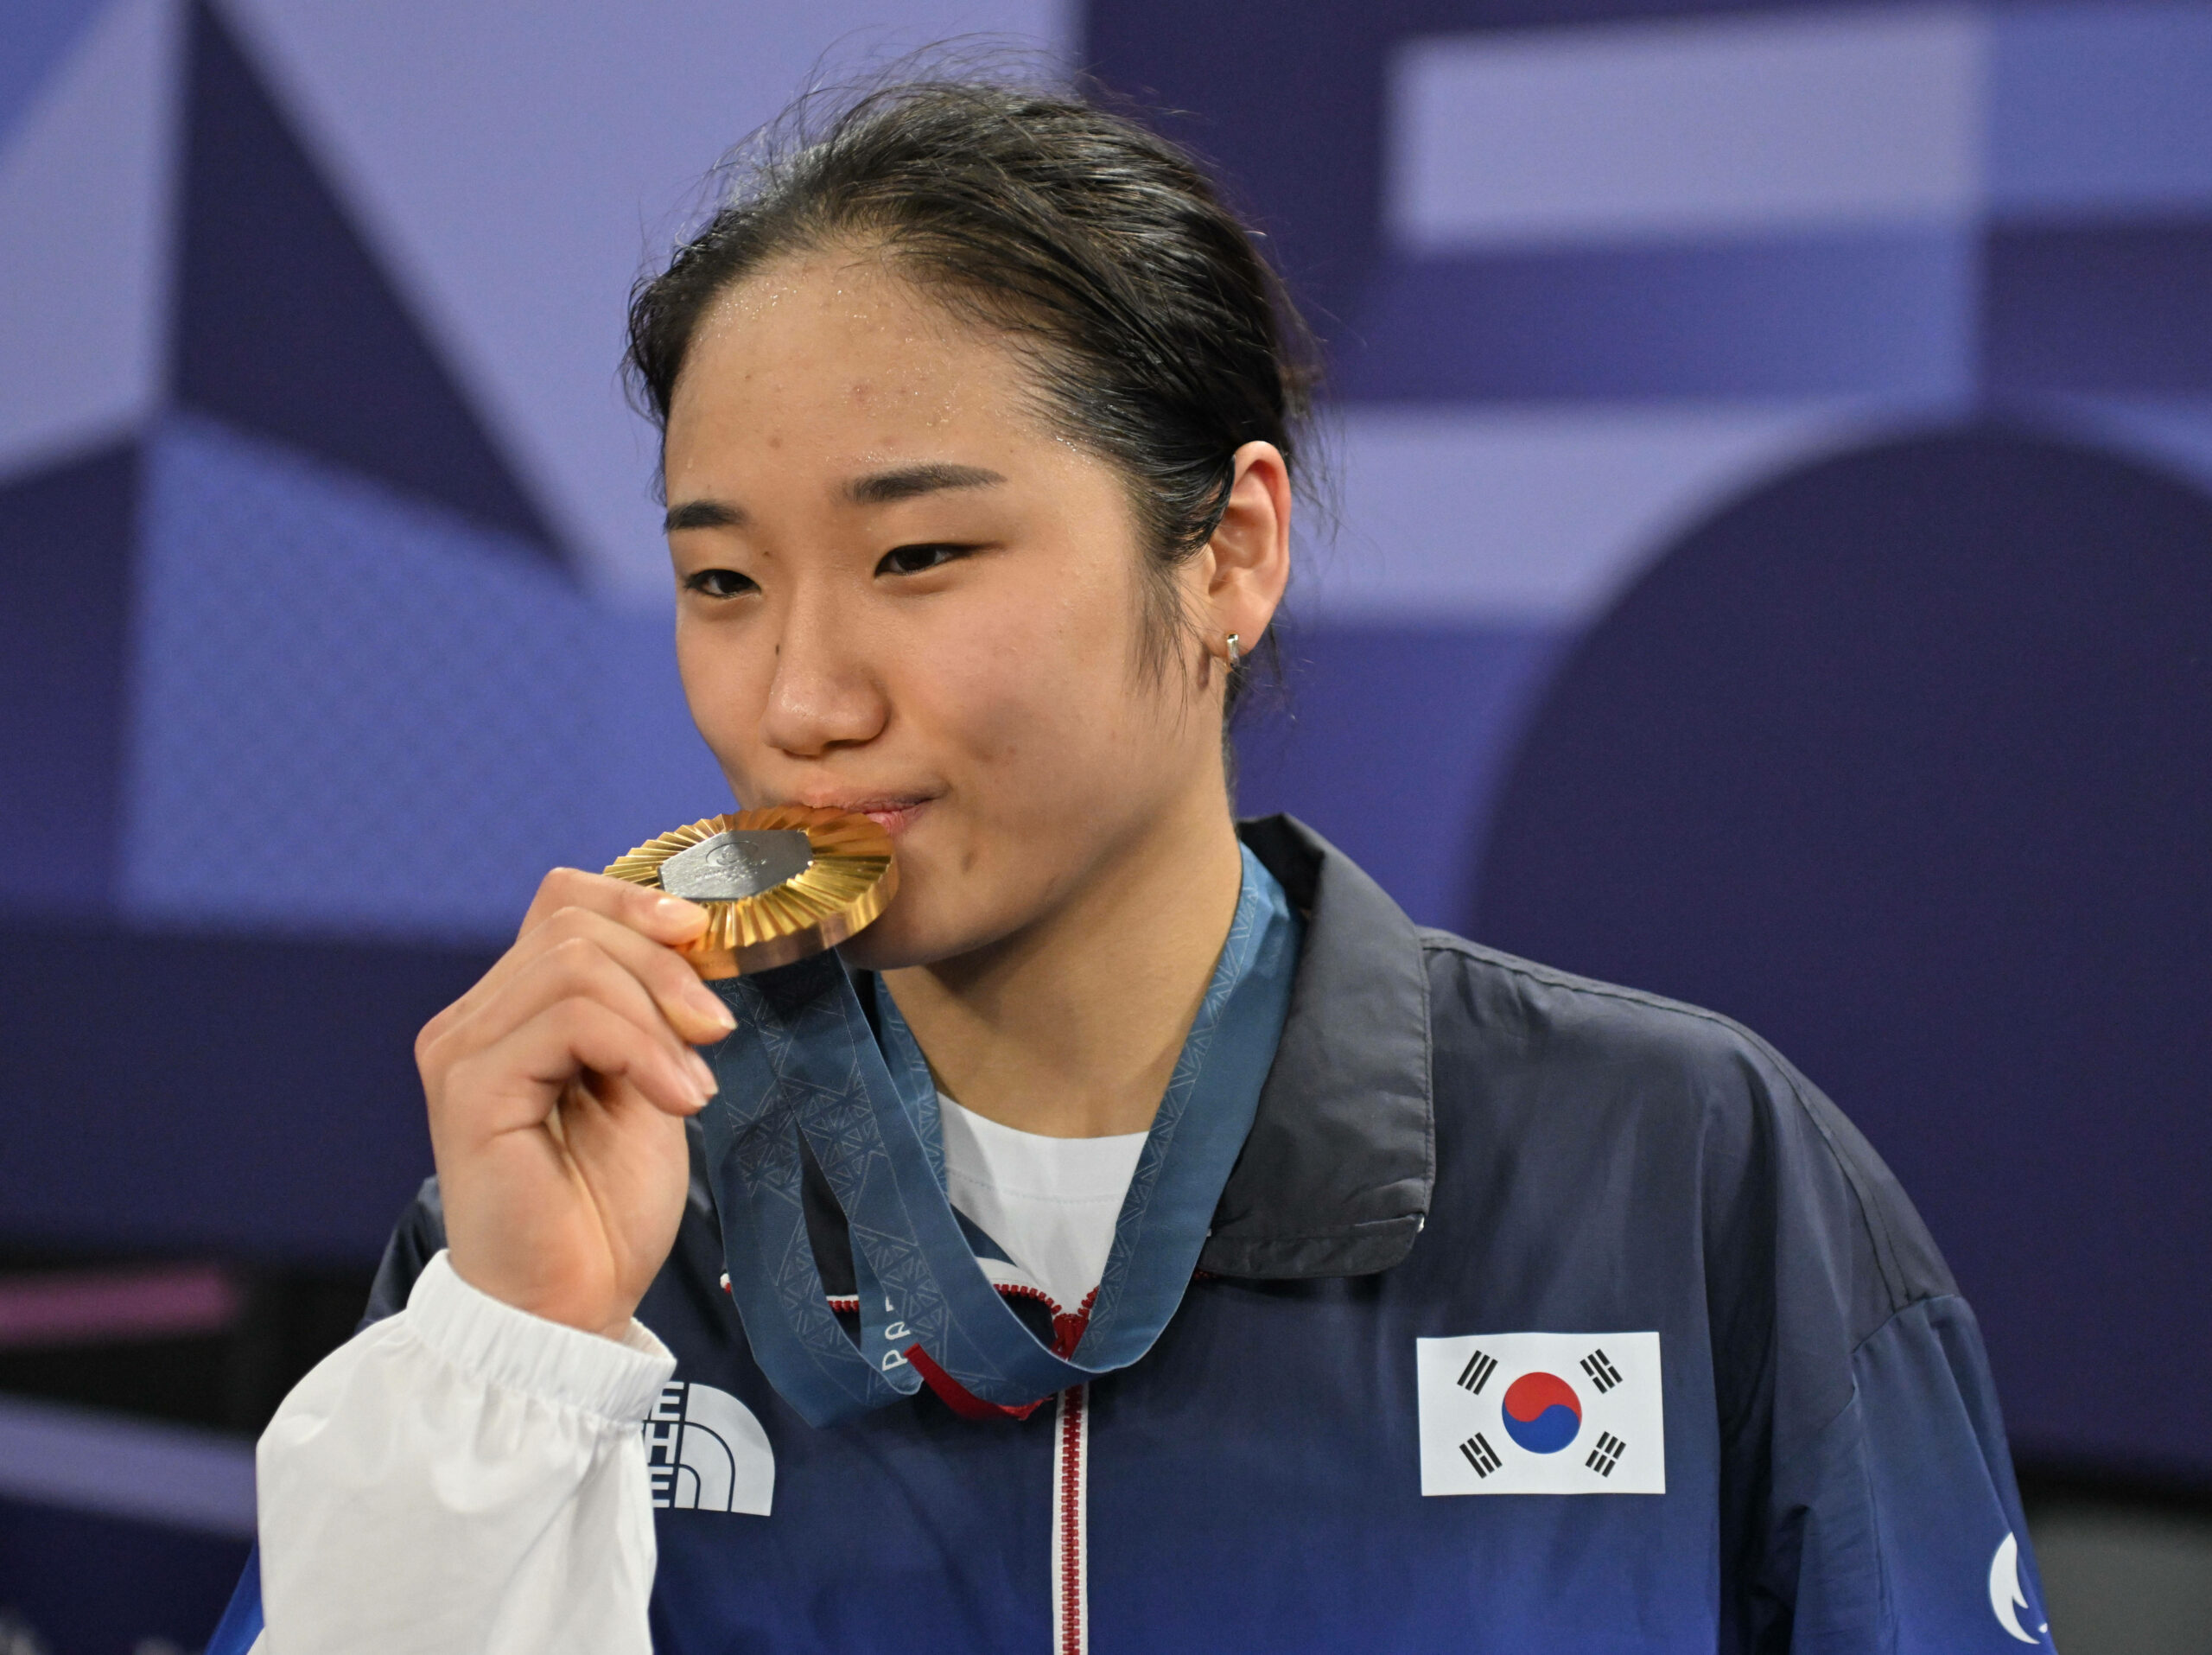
[416,869,737,1340]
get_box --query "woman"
[214,75,2049,1654]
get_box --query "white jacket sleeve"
[254,1250,677,1655]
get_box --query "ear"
[1198,441,1293,661]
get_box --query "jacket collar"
[1199,816,1435,1279]
[753,814,1437,1295]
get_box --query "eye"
[683,568,758,600]
[875,543,976,577]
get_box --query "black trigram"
[1586,1431,1627,1478]
[1457,1349,1497,1395]
[1580,1348,1624,1393]
[1459,1433,1503,1479]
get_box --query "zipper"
[1052,1382,1090,1655]
[766,1270,1099,1650]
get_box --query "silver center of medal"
[658,830,813,900]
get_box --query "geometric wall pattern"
[0,0,722,940]
[0,441,137,918]
[0,0,732,1281]
[126,415,591,940]
[1214,0,2212,922]
[172,1,559,553]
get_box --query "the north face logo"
[643,1381,774,1514]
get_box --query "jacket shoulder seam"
[1414,930,1915,1313]
[1796,1290,1970,1454]
[1848,1288,1961,1364]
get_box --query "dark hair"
[624,72,1320,719]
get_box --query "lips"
[792,795,934,837]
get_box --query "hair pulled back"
[625,72,1319,716]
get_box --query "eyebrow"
[664,463,1007,536]
[664,499,746,532]
[843,462,1007,506]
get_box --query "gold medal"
[602,807,897,979]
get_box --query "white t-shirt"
[936,1093,1146,1314]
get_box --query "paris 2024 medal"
[602,806,898,979]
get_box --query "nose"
[758,585,888,759]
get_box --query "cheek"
[674,621,773,781]
[915,566,1145,798]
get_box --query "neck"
[880,781,1247,1140]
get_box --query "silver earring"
[1223,633,1242,669]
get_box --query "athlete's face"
[661,249,1254,969]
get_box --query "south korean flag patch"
[1416,1332,1664,1495]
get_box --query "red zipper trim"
[902,1288,1095,1421]
[1053,1383,1090,1655]
[734,1270,1101,1648]
[905,1344,1048,1421]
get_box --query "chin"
[831,820,988,971]
[835,899,957,973]
[834,927,917,973]
[834,866,1024,973]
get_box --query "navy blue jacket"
[217,817,2052,1652]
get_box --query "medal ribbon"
[698,844,1298,1428]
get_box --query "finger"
[425,871,715,1049]
[462,933,726,1083]
[518,867,708,949]
[533,996,715,1120]
[527,907,737,1047]
[450,907,736,1053]
[442,994,714,1143]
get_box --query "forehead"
[664,249,1040,472]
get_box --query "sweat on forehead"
[663,258,1049,498]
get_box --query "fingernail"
[656,895,702,923]
[688,1052,719,1095]
[691,988,737,1031]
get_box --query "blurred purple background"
[3,1,2209,1647]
